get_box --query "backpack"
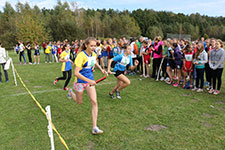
[133,43,138,54]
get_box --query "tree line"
[0,1,225,49]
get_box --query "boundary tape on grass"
[14,68,69,150]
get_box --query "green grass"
[0,51,225,150]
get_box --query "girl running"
[54,43,73,90]
[107,45,139,99]
[68,37,108,135]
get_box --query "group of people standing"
[7,35,225,135]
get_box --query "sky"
[0,0,225,17]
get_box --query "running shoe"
[166,80,172,85]
[67,89,72,99]
[208,89,214,94]
[63,87,68,91]
[115,90,121,99]
[196,88,203,92]
[173,83,179,87]
[213,90,220,95]
[92,126,103,135]
[192,87,197,91]
[53,79,58,85]
[109,92,115,99]
[160,77,164,81]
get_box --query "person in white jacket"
[0,42,9,83]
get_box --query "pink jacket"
[153,41,163,59]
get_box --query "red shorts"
[182,66,193,72]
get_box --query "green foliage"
[0,1,225,48]
[146,26,164,39]
[15,2,50,45]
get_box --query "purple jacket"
[174,46,183,65]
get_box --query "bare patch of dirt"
[192,98,199,103]
[87,140,95,150]
[33,86,43,88]
[202,121,213,128]
[182,94,191,97]
[202,113,212,118]
[145,125,168,131]
[216,101,225,104]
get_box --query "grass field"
[0,51,225,150]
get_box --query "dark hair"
[142,40,148,45]
[81,37,96,50]
[172,43,178,48]
[96,41,100,47]
[183,44,191,53]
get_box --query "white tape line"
[2,79,136,98]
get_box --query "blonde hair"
[217,39,224,48]
[195,42,204,58]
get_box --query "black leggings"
[137,56,143,73]
[152,58,162,78]
[212,68,223,91]
[162,58,168,78]
[57,70,72,88]
[27,50,32,63]
[205,63,212,86]
[196,68,204,89]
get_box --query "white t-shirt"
[0,47,6,64]
[19,43,24,52]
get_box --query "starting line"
[2,79,136,98]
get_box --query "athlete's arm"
[95,62,108,76]
[130,60,139,71]
[107,59,113,74]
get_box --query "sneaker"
[24,63,26,65]
[45,61,47,63]
[209,89,214,94]
[213,90,220,95]
[6,80,9,83]
[160,77,164,81]
[29,62,32,64]
[196,88,203,92]
[33,62,36,65]
[182,85,185,89]
[38,62,39,64]
[19,62,22,64]
[0,81,2,83]
[53,79,58,85]
[63,87,68,91]
[115,90,121,99]
[189,85,193,89]
[192,87,197,91]
[173,83,179,87]
[173,76,178,80]
[166,80,172,85]
[67,89,72,99]
[164,77,170,82]
[109,92,115,99]
[92,126,103,135]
